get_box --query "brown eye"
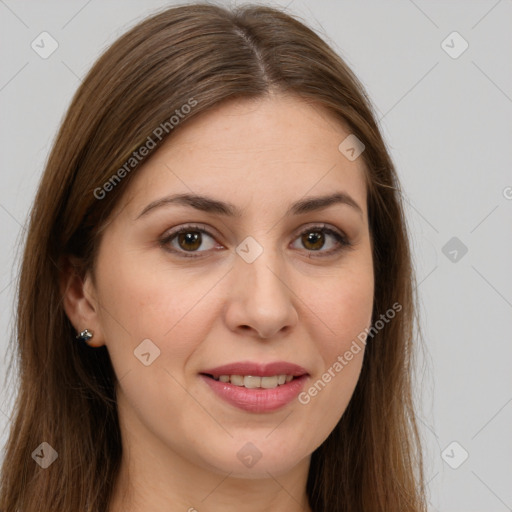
[291,225,351,257]
[160,224,220,257]
[301,231,325,251]
[177,231,202,251]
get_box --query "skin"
[62,93,374,512]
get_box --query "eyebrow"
[136,191,363,220]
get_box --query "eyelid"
[290,223,352,257]
[159,223,221,258]
[159,222,352,258]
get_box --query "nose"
[223,247,299,339]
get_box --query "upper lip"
[201,361,309,378]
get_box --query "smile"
[200,361,310,413]
[208,374,295,388]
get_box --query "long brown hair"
[0,3,427,511]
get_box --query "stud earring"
[76,329,94,342]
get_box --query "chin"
[195,436,310,479]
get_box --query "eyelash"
[159,223,352,259]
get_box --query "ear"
[59,255,105,348]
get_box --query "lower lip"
[200,374,308,413]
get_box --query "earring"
[76,329,94,342]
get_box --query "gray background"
[1,1,511,510]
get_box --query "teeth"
[261,376,278,389]
[244,376,261,388]
[213,374,295,388]
[230,375,244,386]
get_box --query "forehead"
[120,94,368,219]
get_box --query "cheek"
[304,263,374,353]
[95,252,227,370]
[296,259,373,418]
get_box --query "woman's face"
[82,94,374,478]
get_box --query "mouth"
[199,361,310,413]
